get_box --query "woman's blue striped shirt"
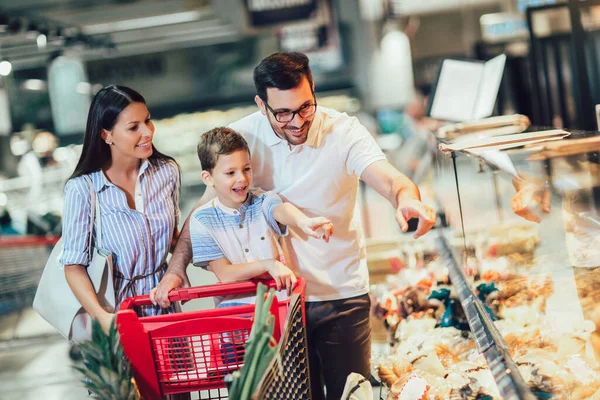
[58,159,180,316]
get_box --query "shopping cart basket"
[0,236,59,316]
[117,278,311,400]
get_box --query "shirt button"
[239,224,243,229]
[261,236,265,240]
[234,210,238,214]
[244,248,249,253]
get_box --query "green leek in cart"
[228,283,281,400]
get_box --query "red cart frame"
[117,278,307,400]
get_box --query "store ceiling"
[0,0,244,69]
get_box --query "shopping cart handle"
[169,279,281,302]
[120,278,305,309]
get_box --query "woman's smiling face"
[103,102,154,161]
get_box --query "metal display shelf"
[435,234,536,400]
[526,0,600,131]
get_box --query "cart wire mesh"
[117,279,310,400]
[252,290,311,400]
[152,317,252,393]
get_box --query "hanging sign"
[246,0,318,27]
[276,0,342,72]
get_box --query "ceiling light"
[21,79,47,91]
[0,61,12,76]
[76,81,91,94]
[37,34,47,49]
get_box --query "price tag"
[246,0,317,27]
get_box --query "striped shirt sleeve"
[170,163,181,229]
[190,211,225,268]
[261,191,288,236]
[58,178,92,266]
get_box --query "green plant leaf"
[73,317,140,399]
[230,286,280,400]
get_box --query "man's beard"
[269,118,311,146]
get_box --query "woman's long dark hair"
[69,85,176,180]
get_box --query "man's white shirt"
[229,106,386,301]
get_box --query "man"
[151,52,436,399]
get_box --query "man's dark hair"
[197,127,250,172]
[253,52,314,102]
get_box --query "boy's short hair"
[197,127,250,172]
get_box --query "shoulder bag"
[33,175,115,342]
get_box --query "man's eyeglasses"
[264,100,317,123]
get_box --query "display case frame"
[436,129,600,399]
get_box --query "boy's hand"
[299,217,334,243]
[150,272,189,308]
[266,260,297,296]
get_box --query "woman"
[59,85,180,333]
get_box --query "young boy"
[190,127,333,306]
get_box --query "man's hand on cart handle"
[396,199,437,239]
[151,271,190,308]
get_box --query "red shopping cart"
[116,278,310,400]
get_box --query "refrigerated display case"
[441,129,600,399]
[373,129,600,399]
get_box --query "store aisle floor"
[0,307,386,399]
[0,338,87,400]
[0,261,389,399]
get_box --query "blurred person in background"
[153,52,436,399]
[59,85,181,335]
[32,130,58,167]
[13,124,44,204]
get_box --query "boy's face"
[202,149,253,209]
